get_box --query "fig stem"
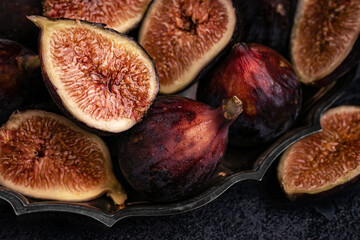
[222,96,243,120]
[17,55,40,71]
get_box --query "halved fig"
[29,16,159,134]
[290,0,360,85]
[0,110,127,205]
[43,0,152,33]
[278,105,360,200]
[138,0,241,94]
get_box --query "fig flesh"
[0,39,41,125]
[290,0,360,85]
[42,0,151,33]
[278,105,360,200]
[138,0,241,94]
[0,110,127,205]
[118,95,243,202]
[197,43,301,146]
[29,16,159,134]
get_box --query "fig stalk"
[223,96,243,120]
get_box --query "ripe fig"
[0,110,127,205]
[138,0,242,94]
[197,43,301,146]
[118,95,243,202]
[0,0,42,51]
[290,0,360,85]
[29,16,159,134]
[278,105,360,200]
[0,39,41,125]
[42,0,152,33]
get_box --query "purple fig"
[118,95,243,202]
[0,39,42,124]
[197,43,301,146]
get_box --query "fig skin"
[0,109,127,205]
[0,39,41,125]
[0,0,42,51]
[118,95,242,202]
[29,16,159,135]
[277,105,360,200]
[197,43,301,146]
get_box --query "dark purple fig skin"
[0,0,42,51]
[238,0,298,58]
[118,96,241,202]
[0,39,42,124]
[197,43,301,147]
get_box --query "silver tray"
[0,65,358,227]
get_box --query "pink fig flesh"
[197,43,301,146]
[118,95,242,202]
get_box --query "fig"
[0,110,127,205]
[0,0,42,51]
[118,95,243,202]
[239,0,298,57]
[278,105,360,200]
[0,39,41,125]
[138,0,242,94]
[290,0,360,85]
[29,16,159,134]
[197,43,301,146]
[42,0,151,33]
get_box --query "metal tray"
[0,66,358,227]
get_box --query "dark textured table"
[0,66,359,240]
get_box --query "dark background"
[0,66,359,239]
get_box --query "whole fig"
[118,95,243,202]
[197,43,301,146]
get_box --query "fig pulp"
[138,0,241,94]
[290,0,360,85]
[197,43,301,146]
[43,0,152,33]
[278,105,360,200]
[29,16,159,134]
[0,39,41,125]
[0,110,127,205]
[118,95,243,202]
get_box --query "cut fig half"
[290,0,360,85]
[29,16,159,134]
[43,0,152,33]
[278,105,360,200]
[139,0,241,94]
[0,110,127,205]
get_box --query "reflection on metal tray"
[0,65,358,227]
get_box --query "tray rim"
[0,65,358,227]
